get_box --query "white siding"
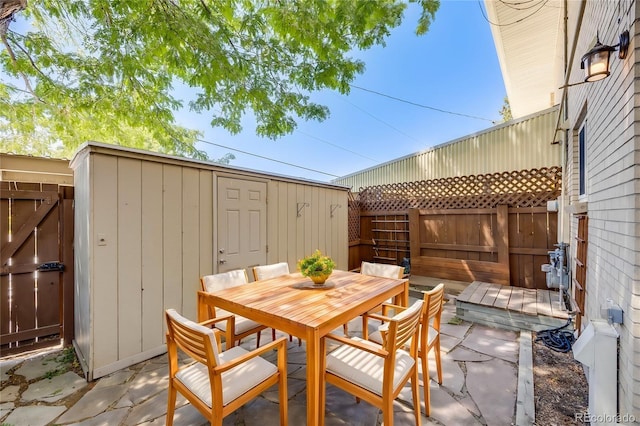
[564,1,640,417]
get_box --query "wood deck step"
[456,281,574,332]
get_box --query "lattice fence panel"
[356,167,562,212]
[347,191,360,241]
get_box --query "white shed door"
[217,177,267,273]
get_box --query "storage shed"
[70,142,349,380]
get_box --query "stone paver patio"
[0,296,527,425]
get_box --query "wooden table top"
[198,269,408,338]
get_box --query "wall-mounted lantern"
[580,30,629,82]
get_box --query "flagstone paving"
[0,296,528,425]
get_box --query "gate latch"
[37,261,65,272]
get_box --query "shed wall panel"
[161,165,183,314]
[181,168,201,317]
[73,155,90,369]
[141,162,164,352]
[92,155,119,370]
[199,171,214,278]
[117,158,142,359]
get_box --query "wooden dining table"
[197,269,409,426]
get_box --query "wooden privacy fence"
[0,182,74,355]
[350,167,562,288]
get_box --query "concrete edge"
[516,330,535,425]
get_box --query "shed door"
[217,177,267,273]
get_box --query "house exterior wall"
[70,142,348,380]
[333,106,561,190]
[562,0,640,418]
[0,153,73,185]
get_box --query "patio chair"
[321,299,424,426]
[365,283,445,416]
[252,262,302,346]
[343,261,405,336]
[200,269,268,349]
[165,309,288,426]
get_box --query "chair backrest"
[165,308,221,366]
[252,262,290,281]
[423,283,445,328]
[201,269,249,293]
[360,261,404,279]
[379,299,424,353]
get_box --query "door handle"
[219,259,227,264]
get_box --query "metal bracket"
[297,202,309,217]
[330,204,341,218]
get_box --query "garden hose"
[535,318,575,353]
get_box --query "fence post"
[496,204,511,285]
[408,208,420,262]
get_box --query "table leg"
[306,328,321,426]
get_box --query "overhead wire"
[196,137,342,178]
[349,84,496,123]
[333,93,424,145]
[477,0,551,27]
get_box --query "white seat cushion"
[175,346,278,407]
[369,325,439,348]
[326,336,415,396]
[214,308,262,334]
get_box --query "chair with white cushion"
[344,261,405,336]
[416,283,445,415]
[364,283,445,416]
[200,269,268,349]
[320,299,424,426]
[165,309,288,426]
[252,262,302,346]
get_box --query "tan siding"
[72,142,349,379]
[71,154,90,368]
[0,154,73,185]
[334,107,560,189]
[161,165,183,315]
[117,158,142,359]
[181,168,200,317]
[198,171,214,278]
[141,161,163,352]
[92,155,119,371]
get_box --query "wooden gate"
[0,182,74,356]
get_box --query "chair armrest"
[214,337,288,373]
[324,333,388,357]
[199,314,233,328]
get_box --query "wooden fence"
[349,167,562,288]
[0,182,74,355]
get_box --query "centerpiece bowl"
[297,250,335,285]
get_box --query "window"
[578,124,586,198]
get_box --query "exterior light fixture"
[580,30,630,82]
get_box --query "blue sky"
[178,0,507,183]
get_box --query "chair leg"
[435,340,443,384]
[421,354,431,416]
[383,396,394,426]
[272,328,276,341]
[166,381,177,426]
[343,323,349,337]
[412,367,422,426]
[297,337,302,346]
[279,373,288,425]
[256,331,261,349]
